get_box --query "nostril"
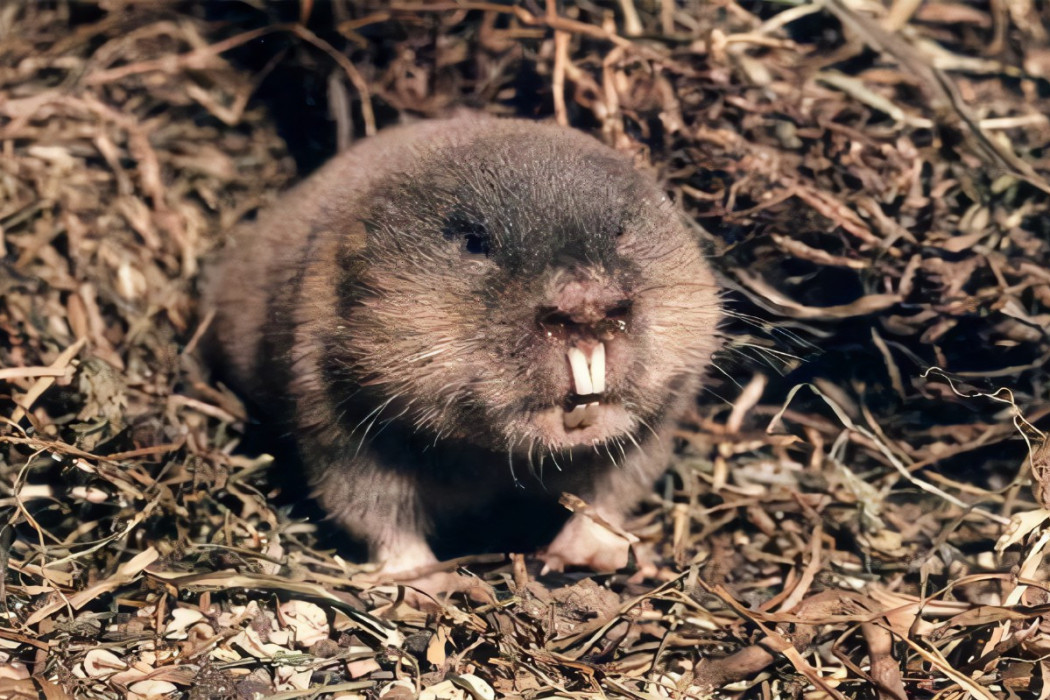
[605,300,632,320]
[538,301,631,340]
[537,306,578,338]
[595,300,632,338]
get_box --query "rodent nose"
[536,300,632,342]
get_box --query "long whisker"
[508,436,522,488]
[549,446,563,473]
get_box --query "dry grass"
[2,1,1050,698]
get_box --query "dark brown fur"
[205,116,721,573]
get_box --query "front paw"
[540,514,632,574]
[372,539,441,578]
[364,542,495,610]
[365,568,495,612]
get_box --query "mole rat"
[205,116,721,579]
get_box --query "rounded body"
[205,116,722,573]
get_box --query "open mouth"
[563,343,605,430]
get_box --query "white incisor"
[564,343,606,430]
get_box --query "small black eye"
[443,216,490,257]
[464,232,489,256]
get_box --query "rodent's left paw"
[540,514,631,574]
[365,570,496,613]
[415,572,497,610]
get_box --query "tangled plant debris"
[2,1,1050,697]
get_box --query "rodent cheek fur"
[335,239,499,443]
[610,225,722,410]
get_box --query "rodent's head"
[332,122,721,455]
